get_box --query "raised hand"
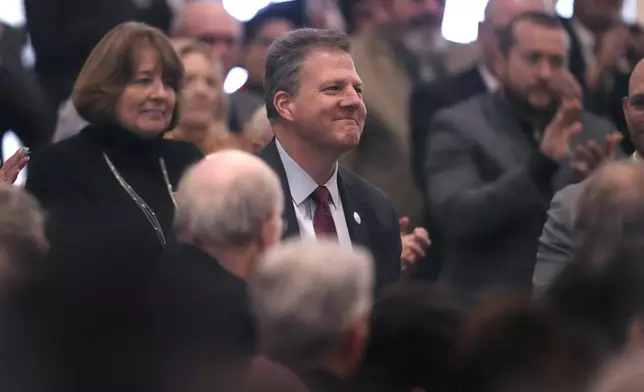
[540,99,583,162]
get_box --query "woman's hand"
[1,148,29,184]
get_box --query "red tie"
[312,186,337,239]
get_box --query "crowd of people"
[1,0,644,391]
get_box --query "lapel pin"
[353,212,361,225]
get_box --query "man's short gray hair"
[249,239,374,367]
[0,185,48,265]
[174,151,283,249]
[263,28,351,123]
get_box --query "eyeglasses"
[623,95,644,110]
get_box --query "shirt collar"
[478,64,500,92]
[275,139,341,207]
[571,18,596,62]
[633,152,641,161]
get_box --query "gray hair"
[0,185,48,265]
[263,28,351,123]
[174,151,283,249]
[249,239,374,367]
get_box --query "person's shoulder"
[29,126,92,166]
[579,110,615,130]
[433,92,488,121]
[161,138,204,164]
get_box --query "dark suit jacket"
[560,17,633,153]
[259,139,402,292]
[148,243,257,392]
[410,65,488,189]
[409,65,488,280]
[424,92,619,300]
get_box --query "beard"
[503,86,560,126]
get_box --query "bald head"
[574,161,644,268]
[172,1,241,71]
[174,150,284,249]
[629,58,644,95]
[484,0,547,26]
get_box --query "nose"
[150,78,170,99]
[535,59,553,81]
[340,86,362,109]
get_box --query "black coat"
[25,123,202,278]
[259,139,402,293]
[145,243,257,392]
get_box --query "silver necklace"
[103,153,177,247]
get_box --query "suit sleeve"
[533,185,576,296]
[424,113,560,243]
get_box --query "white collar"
[478,64,500,93]
[633,152,641,161]
[275,139,341,207]
[571,18,596,51]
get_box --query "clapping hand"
[0,147,29,185]
[400,217,431,273]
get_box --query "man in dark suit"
[258,28,423,292]
[409,0,546,280]
[149,150,285,391]
[534,57,644,294]
[424,12,623,301]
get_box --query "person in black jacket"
[25,22,202,277]
[24,0,172,110]
[148,149,284,392]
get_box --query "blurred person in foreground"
[356,282,464,392]
[165,38,241,153]
[424,12,621,302]
[591,350,644,392]
[0,185,58,392]
[458,297,596,392]
[249,238,374,392]
[259,28,428,293]
[25,22,202,275]
[149,150,284,392]
[534,56,644,293]
[544,162,644,365]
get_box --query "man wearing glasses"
[534,58,644,294]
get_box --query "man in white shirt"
[259,28,429,292]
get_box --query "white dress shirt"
[276,140,353,248]
[478,64,500,93]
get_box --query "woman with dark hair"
[25,22,202,270]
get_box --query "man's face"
[285,50,367,155]
[499,21,568,110]
[181,7,242,72]
[624,74,644,154]
[575,0,624,31]
[243,19,294,86]
[385,0,445,39]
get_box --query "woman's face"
[115,48,176,137]
[180,51,223,127]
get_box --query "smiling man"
[258,28,417,293]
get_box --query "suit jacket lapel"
[338,169,371,248]
[258,139,300,238]
[478,93,535,169]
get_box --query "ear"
[273,91,295,122]
[258,213,281,251]
[628,315,644,351]
[623,96,630,118]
